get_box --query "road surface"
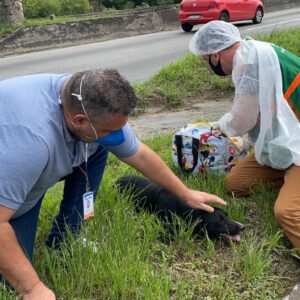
[0,7,300,82]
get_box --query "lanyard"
[82,143,95,220]
[83,143,90,192]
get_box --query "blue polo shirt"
[0,74,140,218]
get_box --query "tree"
[90,0,102,11]
[0,0,24,25]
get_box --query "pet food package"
[172,122,251,174]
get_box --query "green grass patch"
[0,10,123,39]
[1,133,299,299]
[134,27,300,111]
[0,24,21,39]
[134,53,234,108]
[256,28,300,56]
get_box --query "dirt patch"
[130,98,232,139]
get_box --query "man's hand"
[0,206,55,299]
[123,143,227,213]
[23,282,55,300]
[181,189,227,213]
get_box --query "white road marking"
[245,19,300,31]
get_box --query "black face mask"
[209,55,227,76]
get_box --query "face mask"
[209,55,227,76]
[95,128,125,146]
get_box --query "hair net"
[189,21,242,56]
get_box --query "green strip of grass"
[134,53,234,108]
[2,133,298,299]
[134,27,300,110]
[0,10,121,39]
[257,29,300,56]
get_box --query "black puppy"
[116,175,244,241]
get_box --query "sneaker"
[77,236,99,253]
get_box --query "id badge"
[83,191,94,220]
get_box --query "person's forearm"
[219,113,242,137]
[122,143,189,199]
[219,94,259,137]
[0,222,41,295]
[122,143,227,211]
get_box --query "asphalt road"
[1,6,300,82]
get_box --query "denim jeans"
[10,145,108,260]
[9,198,43,260]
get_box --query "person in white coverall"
[189,20,300,255]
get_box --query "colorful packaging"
[172,122,251,174]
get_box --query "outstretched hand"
[23,282,55,300]
[181,189,227,212]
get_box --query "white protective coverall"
[219,39,300,170]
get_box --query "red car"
[179,0,264,32]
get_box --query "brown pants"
[226,154,300,255]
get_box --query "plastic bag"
[172,122,251,174]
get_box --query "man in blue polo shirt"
[0,69,226,299]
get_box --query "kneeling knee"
[225,174,251,197]
[274,203,290,225]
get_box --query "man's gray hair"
[64,69,137,120]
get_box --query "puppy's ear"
[214,207,228,217]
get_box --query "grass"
[133,53,234,109]
[1,27,300,298]
[134,26,300,110]
[256,30,300,56]
[0,9,128,39]
[0,24,20,39]
[1,133,299,299]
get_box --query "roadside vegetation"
[133,53,234,110]
[21,0,179,19]
[134,27,300,110]
[1,28,300,299]
[0,0,179,38]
